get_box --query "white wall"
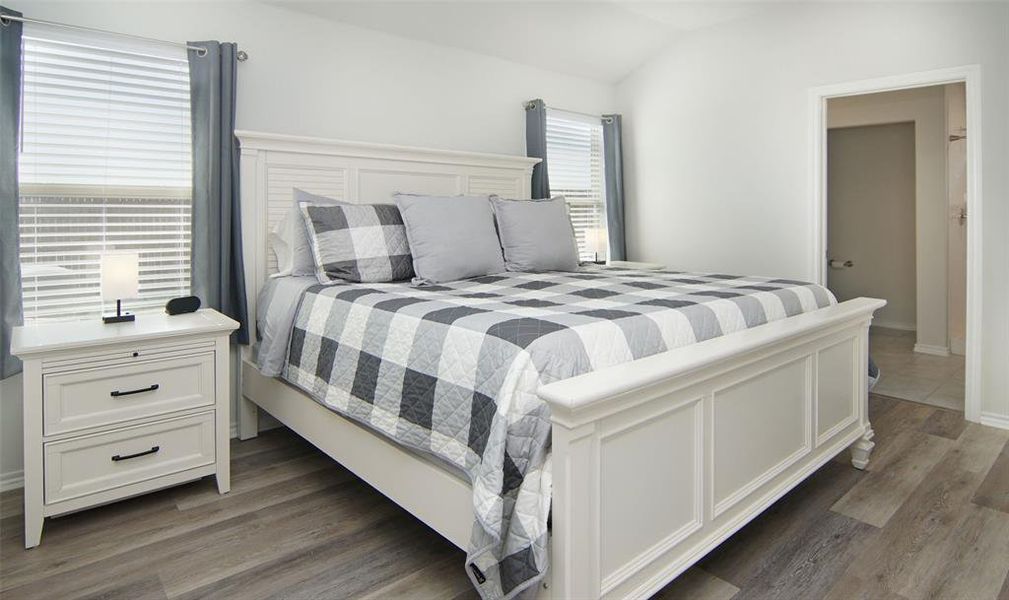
[826,122,917,332]
[6,1,615,155]
[0,0,616,487]
[826,86,949,350]
[617,2,1009,422]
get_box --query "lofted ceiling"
[266,1,763,83]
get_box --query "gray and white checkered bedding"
[280,266,835,599]
[300,202,413,283]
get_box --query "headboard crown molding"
[235,130,540,171]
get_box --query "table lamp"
[101,252,139,324]
[584,228,608,264]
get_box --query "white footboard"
[538,297,885,599]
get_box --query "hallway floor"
[870,327,965,410]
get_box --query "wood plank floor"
[2,395,1007,600]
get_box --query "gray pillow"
[269,189,346,277]
[490,196,580,272]
[393,194,505,284]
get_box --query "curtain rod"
[0,14,249,61]
[523,101,614,123]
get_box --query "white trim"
[980,412,1009,432]
[913,343,951,357]
[1,470,24,492]
[234,130,540,171]
[809,64,983,423]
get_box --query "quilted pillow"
[299,203,414,284]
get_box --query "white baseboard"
[950,336,966,356]
[872,320,917,332]
[980,412,1009,431]
[1,470,23,492]
[914,343,951,357]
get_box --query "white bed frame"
[236,130,885,599]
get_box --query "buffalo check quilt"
[281,266,835,599]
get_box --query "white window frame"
[545,108,608,262]
[18,24,193,323]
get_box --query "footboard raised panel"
[599,397,704,592]
[542,298,884,599]
[815,337,859,446]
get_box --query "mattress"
[262,266,835,599]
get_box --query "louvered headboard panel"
[237,130,538,330]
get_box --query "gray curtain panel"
[602,114,627,261]
[524,98,550,199]
[1,6,23,379]
[188,41,249,344]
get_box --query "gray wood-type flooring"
[2,394,1008,599]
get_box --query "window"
[18,25,192,323]
[545,108,606,261]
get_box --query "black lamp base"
[103,299,135,324]
[103,313,135,324]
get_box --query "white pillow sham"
[269,188,345,277]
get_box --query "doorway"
[810,67,981,420]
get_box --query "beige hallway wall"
[827,123,917,330]
[827,86,949,354]
[946,83,967,356]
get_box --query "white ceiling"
[267,1,763,83]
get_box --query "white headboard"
[236,130,539,323]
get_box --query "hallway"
[870,327,965,411]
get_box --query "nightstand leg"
[215,334,232,495]
[23,359,45,548]
[24,510,43,549]
[216,468,230,494]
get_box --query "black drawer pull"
[111,446,160,462]
[110,384,159,397]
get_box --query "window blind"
[545,109,607,261]
[18,27,192,323]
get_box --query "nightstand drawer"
[44,412,215,504]
[43,353,215,436]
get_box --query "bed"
[236,130,885,600]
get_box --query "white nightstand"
[11,309,238,548]
[607,260,666,270]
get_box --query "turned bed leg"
[850,427,875,470]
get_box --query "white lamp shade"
[101,253,139,300]
[583,228,608,255]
